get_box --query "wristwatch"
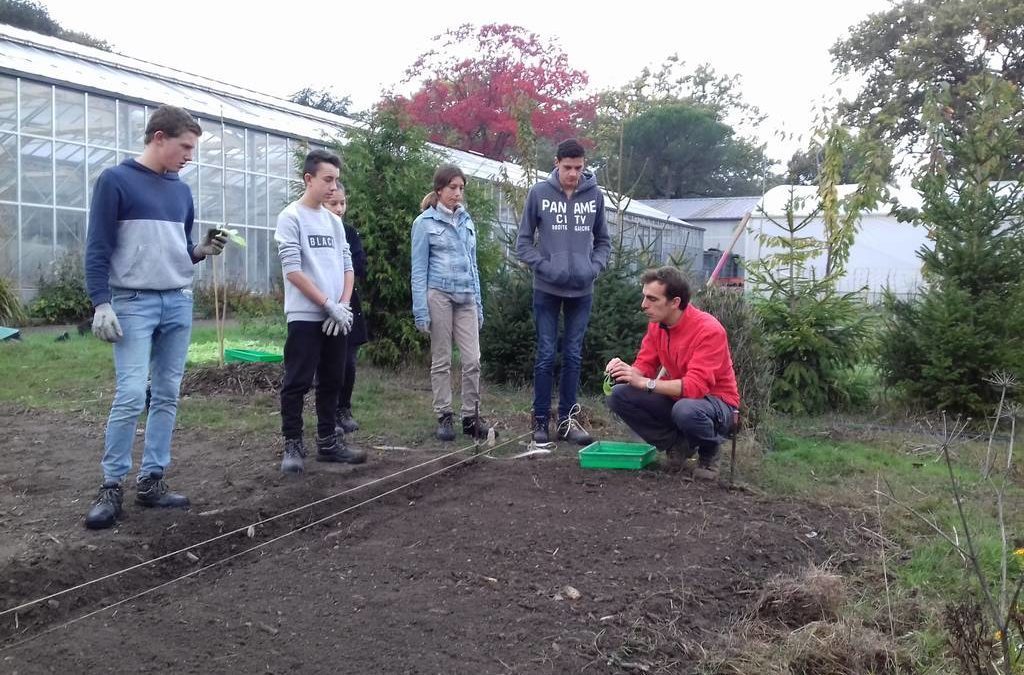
[645,378,656,394]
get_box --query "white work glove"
[322,318,341,337]
[195,229,228,257]
[323,299,353,335]
[92,303,123,343]
[415,321,430,335]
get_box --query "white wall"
[741,212,927,297]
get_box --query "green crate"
[224,348,283,364]
[578,440,656,470]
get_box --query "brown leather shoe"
[693,451,720,482]
[664,440,694,473]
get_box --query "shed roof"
[640,196,761,221]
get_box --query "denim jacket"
[410,204,482,326]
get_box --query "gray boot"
[281,437,306,474]
[336,408,359,434]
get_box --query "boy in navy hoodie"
[515,139,611,445]
[83,105,226,530]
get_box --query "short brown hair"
[144,105,202,144]
[640,266,691,309]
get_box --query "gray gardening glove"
[195,229,228,257]
[323,299,353,335]
[92,303,122,343]
[415,321,430,335]
[322,318,341,337]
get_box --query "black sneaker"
[557,417,593,446]
[316,434,367,464]
[336,408,360,434]
[462,415,497,440]
[436,413,455,441]
[281,437,306,474]
[135,472,190,509]
[532,416,550,444]
[84,480,123,530]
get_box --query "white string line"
[0,434,523,654]
[1,432,528,619]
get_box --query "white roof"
[0,23,691,227]
[0,23,359,141]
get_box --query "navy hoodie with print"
[515,169,611,298]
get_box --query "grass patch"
[185,327,283,366]
[0,325,540,448]
[753,430,1024,670]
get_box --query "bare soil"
[0,403,864,674]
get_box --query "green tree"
[0,0,109,50]
[621,103,771,198]
[879,75,1024,417]
[591,56,774,200]
[289,87,352,117]
[832,0,1024,168]
[337,105,497,368]
[746,125,883,415]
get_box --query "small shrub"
[479,265,535,386]
[480,247,651,395]
[193,282,283,320]
[878,75,1024,418]
[694,286,774,431]
[0,276,27,325]
[29,253,91,324]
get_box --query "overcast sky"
[40,0,893,164]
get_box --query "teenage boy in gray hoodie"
[275,149,367,473]
[515,139,611,445]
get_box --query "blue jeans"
[532,289,593,421]
[102,288,193,482]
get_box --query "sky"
[40,0,893,165]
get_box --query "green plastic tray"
[224,348,282,363]
[578,440,656,470]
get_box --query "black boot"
[316,433,367,464]
[436,412,455,441]
[84,480,123,530]
[135,472,190,509]
[532,416,550,444]
[463,415,497,440]
[336,407,360,434]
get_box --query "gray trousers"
[608,384,734,458]
[427,288,480,417]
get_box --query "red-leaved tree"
[392,23,595,161]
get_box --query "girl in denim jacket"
[410,164,496,442]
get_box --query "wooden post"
[707,212,751,287]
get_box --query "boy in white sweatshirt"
[274,149,366,472]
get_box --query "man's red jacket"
[631,304,740,408]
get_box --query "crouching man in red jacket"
[605,266,740,480]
